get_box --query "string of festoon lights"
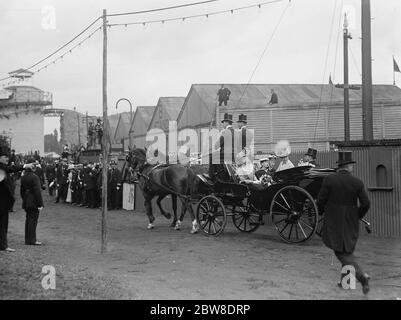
[107,0,284,28]
[1,0,285,89]
[1,26,103,88]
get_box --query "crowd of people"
[0,144,128,252]
[47,158,123,210]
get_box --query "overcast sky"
[1,0,400,133]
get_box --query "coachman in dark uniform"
[0,145,23,252]
[317,151,371,294]
[209,113,235,182]
[20,161,44,245]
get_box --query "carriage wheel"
[315,215,324,238]
[270,186,318,244]
[232,204,261,233]
[196,195,227,237]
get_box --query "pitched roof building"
[129,106,156,149]
[177,84,401,152]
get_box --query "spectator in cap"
[20,159,44,246]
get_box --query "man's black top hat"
[221,113,233,124]
[0,145,10,157]
[237,114,247,123]
[305,148,317,159]
[336,151,356,166]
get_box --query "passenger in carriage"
[255,153,276,186]
[274,140,294,172]
[298,148,318,167]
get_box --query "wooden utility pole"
[76,111,81,146]
[343,13,352,142]
[101,9,108,254]
[361,0,373,141]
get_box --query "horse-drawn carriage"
[126,148,371,242]
[194,165,336,243]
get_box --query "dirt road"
[1,193,400,300]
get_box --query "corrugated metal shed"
[148,97,185,132]
[130,106,156,148]
[114,112,132,141]
[286,145,401,238]
[177,84,401,153]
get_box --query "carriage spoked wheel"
[232,204,262,233]
[196,195,227,237]
[270,186,318,244]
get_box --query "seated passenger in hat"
[298,148,318,167]
[255,153,276,186]
[274,140,294,172]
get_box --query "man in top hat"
[20,160,44,246]
[217,84,231,107]
[0,145,23,251]
[317,151,371,294]
[298,148,318,167]
[236,114,254,154]
[209,113,235,181]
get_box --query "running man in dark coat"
[20,162,44,245]
[317,151,371,294]
[0,146,23,251]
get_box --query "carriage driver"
[209,113,235,182]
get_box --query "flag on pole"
[329,73,333,85]
[394,57,401,73]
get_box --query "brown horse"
[127,148,199,233]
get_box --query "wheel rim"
[196,195,227,236]
[270,186,318,244]
[232,204,261,233]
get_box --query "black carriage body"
[194,165,335,242]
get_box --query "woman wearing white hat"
[274,140,294,172]
[65,164,75,203]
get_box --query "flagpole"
[393,55,395,85]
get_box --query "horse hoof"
[170,222,176,228]
[190,228,198,234]
[147,224,154,230]
[175,225,181,231]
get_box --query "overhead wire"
[107,0,220,17]
[108,0,284,27]
[234,0,291,109]
[0,16,102,82]
[312,0,339,145]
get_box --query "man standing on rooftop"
[269,89,278,105]
[217,84,231,106]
